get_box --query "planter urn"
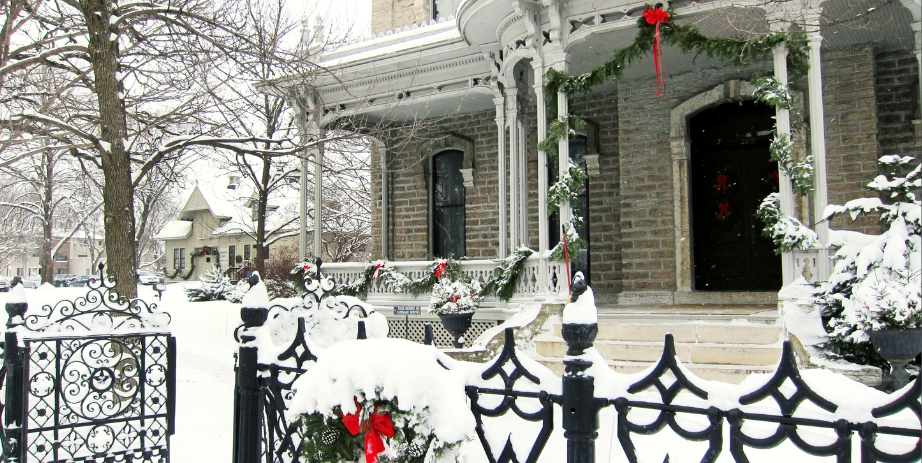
[438,312,474,348]
[869,328,922,390]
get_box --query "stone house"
[291,0,920,308]
[1,232,106,278]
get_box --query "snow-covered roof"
[153,220,193,240]
[158,174,300,242]
[319,18,461,67]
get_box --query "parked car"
[70,275,97,287]
[52,274,76,287]
[137,271,164,285]
[0,277,9,292]
[21,276,41,289]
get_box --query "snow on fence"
[0,266,175,463]
[320,255,569,306]
[232,271,921,463]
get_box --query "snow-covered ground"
[0,283,918,463]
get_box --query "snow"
[240,279,270,308]
[562,276,598,324]
[152,220,193,240]
[6,284,26,304]
[0,284,918,463]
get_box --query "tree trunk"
[82,0,138,298]
[254,155,270,274]
[40,149,54,284]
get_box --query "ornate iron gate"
[1,269,175,463]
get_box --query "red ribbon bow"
[715,173,728,191]
[768,170,779,185]
[373,263,383,280]
[303,264,312,272]
[643,7,670,97]
[342,400,395,463]
[717,202,731,220]
[434,261,448,279]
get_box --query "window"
[244,244,251,260]
[78,254,88,258]
[251,202,258,221]
[229,245,236,267]
[180,248,186,269]
[431,0,461,21]
[173,249,180,268]
[432,150,466,258]
[54,253,68,262]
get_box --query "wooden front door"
[690,101,781,291]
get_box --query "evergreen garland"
[480,247,534,301]
[547,161,588,215]
[166,246,221,281]
[755,193,819,253]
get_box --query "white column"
[535,67,548,255]
[518,118,528,247]
[772,36,796,285]
[376,140,389,259]
[495,95,508,257]
[807,26,830,281]
[299,155,309,260]
[557,89,571,228]
[506,88,520,250]
[312,140,323,261]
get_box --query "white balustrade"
[320,255,569,307]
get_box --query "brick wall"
[822,44,882,233]
[371,0,430,35]
[874,50,920,157]
[369,110,500,260]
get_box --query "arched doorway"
[689,100,781,291]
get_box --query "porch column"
[312,139,324,260]
[495,93,508,257]
[554,59,571,229]
[300,155,309,259]
[535,66,549,255]
[517,117,528,247]
[806,10,830,281]
[898,0,922,110]
[506,88,521,249]
[770,21,796,285]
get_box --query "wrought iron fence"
[233,270,921,463]
[1,266,175,463]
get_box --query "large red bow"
[715,173,728,191]
[643,7,670,97]
[373,263,384,280]
[342,401,395,463]
[434,261,448,279]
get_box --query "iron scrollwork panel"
[23,333,173,463]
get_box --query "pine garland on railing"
[303,251,537,303]
[755,193,819,253]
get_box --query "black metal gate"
[1,268,175,463]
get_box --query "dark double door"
[690,101,781,291]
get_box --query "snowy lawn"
[0,283,918,463]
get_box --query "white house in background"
[154,178,301,282]
[0,231,105,278]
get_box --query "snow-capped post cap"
[561,272,598,357]
[6,283,28,328]
[247,271,260,288]
[240,273,270,342]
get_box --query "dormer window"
[228,175,240,190]
[251,201,258,221]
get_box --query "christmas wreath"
[427,277,481,315]
[299,397,463,463]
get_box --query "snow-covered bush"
[427,278,481,315]
[224,279,251,303]
[263,244,299,299]
[817,155,921,367]
[185,265,233,302]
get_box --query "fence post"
[4,283,27,461]
[233,294,270,463]
[560,280,603,463]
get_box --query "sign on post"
[393,306,421,315]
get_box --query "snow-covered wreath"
[427,278,481,315]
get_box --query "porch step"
[536,338,782,366]
[534,358,778,384]
[529,305,785,384]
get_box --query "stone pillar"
[806,12,831,281]
[771,25,796,285]
[495,94,508,257]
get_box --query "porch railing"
[321,254,569,306]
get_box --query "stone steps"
[530,306,785,384]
